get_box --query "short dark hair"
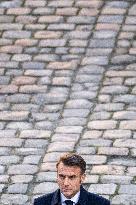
[56,153,86,174]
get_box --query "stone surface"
[0,1,135,204]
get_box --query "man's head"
[56,153,86,199]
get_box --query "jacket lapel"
[51,189,61,205]
[78,186,89,205]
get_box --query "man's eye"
[59,175,65,179]
[69,176,76,179]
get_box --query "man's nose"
[64,177,69,185]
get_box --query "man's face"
[57,162,85,199]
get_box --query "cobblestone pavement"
[0,0,136,204]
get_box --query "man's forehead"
[57,162,81,173]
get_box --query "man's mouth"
[62,188,71,192]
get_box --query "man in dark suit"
[34,153,110,205]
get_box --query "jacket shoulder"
[87,190,110,205]
[34,192,54,205]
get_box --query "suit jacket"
[34,185,110,205]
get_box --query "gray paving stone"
[0,148,11,156]
[120,121,136,130]
[75,1,103,8]
[76,74,101,83]
[93,30,117,38]
[127,166,136,176]
[80,139,112,147]
[0,15,14,23]
[0,122,5,129]
[39,39,66,47]
[48,23,75,30]
[24,139,48,148]
[86,48,112,56]
[44,104,62,113]
[3,30,31,38]
[56,7,78,16]
[20,130,51,139]
[22,62,45,70]
[6,94,30,103]
[88,120,117,130]
[0,76,10,85]
[65,99,93,109]
[81,155,107,165]
[113,139,136,148]
[101,175,133,184]
[11,104,39,112]
[89,39,115,48]
[113,111,136,120]
[62,109,90,118]
[32,93,67,104]
[8,165,38,175]
[111,55,136,64]
[88,183,117,195]
[129,4,136,15]
[95,101,124,111]
[109,157,136,167]
[48,0,73,7]
[0,138,23,147]
[0,165,5,174]
[23,155,41,165]
[0,130,16,138]
[103,130,131,139]
[15,148,44,156]
[84,175,99,184]
[33,182,58,194]
[64,31,90,39]
[82,56,109,65]
[59,117,86,126]
[98,15,124,24]
[0,53,10,61]
[43,152,62,162]
[101,85,128,94]
[91,165,125,175]
[36,172,57,182]
[98,147,129,156]
[90,111,111,120]
[0,156,20,165]
[20,85,48,93]
[0,111,29,121]
[82,130,102,139]
[32,113,60,121]
[67,16,95,24]
[114,95,136,104]
[8,183,28,194]
[34,54,59,62]
[77,146,96,155]
[51,134,79,142]
[35,121,54,130]
[0,175,9,183]
[6,69,23,76]
[112,194,136,205]
[11,175,33,183]
[1,194,28,205]
[131,148,136,157]
[71,91,97,100]
[48,141,75,152]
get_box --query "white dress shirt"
[61,191,80,205]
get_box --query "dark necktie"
[65,200,73,205]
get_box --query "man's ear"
[81,173,86,183]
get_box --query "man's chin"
[62,190,72,198]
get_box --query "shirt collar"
[61,191,80,204]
